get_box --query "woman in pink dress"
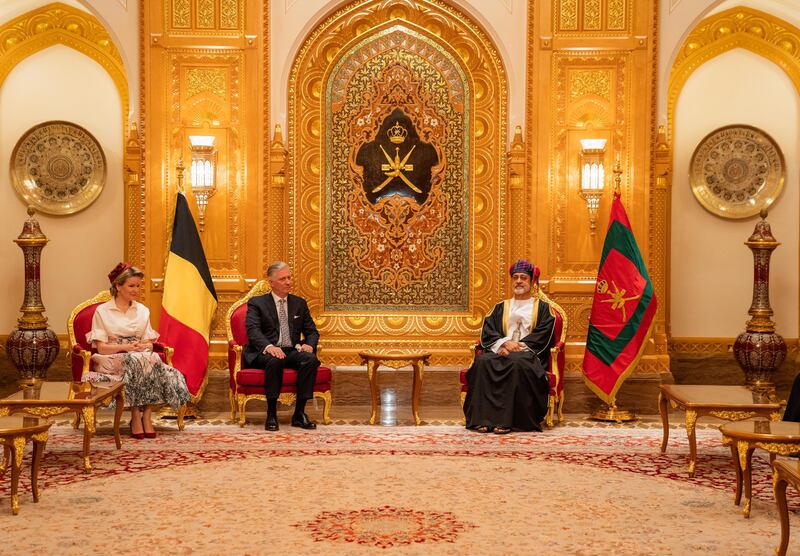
[84,263,190,438]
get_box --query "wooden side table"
[358,350,431,425]
[0,415,52,515]
[658,384,782,476]
[720,419,800,518]
[0,381,124,473]
[773,459,800,556]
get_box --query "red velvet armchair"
[67,290,186,429]
[226,280,332,427]
[460,290,567,428]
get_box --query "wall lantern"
[188,135,217,232]
[578,138,606,235]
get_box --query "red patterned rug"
[0,422,796,554]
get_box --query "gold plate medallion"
[10,121,107,215]
[689,125,784,219]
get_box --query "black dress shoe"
[265,414,279,431]
[291,413,317,430]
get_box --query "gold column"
[124,122,145,296]
[653,125,671,348]
[507,125,526,263]
[269,124,287,263]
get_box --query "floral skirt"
[86,352,191,410]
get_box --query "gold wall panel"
[529,0,667,374]
[166,0,245,35]
[170,54,241,274]
[554,0,631,35]
[552,53,626,277]
[172,0,191,28]
[287,0,507,364]
[142,0,262,344]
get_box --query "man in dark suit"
[244,261,320,431]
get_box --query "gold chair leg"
[229,390,237,421]
[72,411,81,429]
[177,404,187,431]
[238,395,247,427]
[545,397,555,428]
[315,391,332,425]
[557,392,565,423]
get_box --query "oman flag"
[159,192,218,398]
[582,192,657,404]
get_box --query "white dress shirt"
[491,297,534,353]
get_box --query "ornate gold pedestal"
[589,402,636,422]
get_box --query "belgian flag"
[159,192,218,398]
[582,191,657,404]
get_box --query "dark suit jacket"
[243,293,319,368]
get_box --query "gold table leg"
[737,441,754,518]
[113,392,124,449]
[658,392,669,453]
[81,406,96,473]
[731,443,743,506]
[411,361,424,426]
[367,360,379,425]
[0,445,9,475]
[31,437,47,503]
[685,409,698,477]
[10,435,25,515]
[775,472,790,556]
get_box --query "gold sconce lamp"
[578,138,607,235]
[188,135,217,232]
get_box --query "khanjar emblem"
[347,62,447,290]
[356,110,439,205]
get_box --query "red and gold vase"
[5,207,60,384]
[733,210,786,392]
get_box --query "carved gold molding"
[0,3,129,132]
[166,0,244,35]
[286,0,507,364]
[670,337,800,357]
[554,0,632,36]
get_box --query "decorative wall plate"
[10,121,106,215]
[689,125,784,219]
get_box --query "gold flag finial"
[176,158,186,193]
[613,153,622,195]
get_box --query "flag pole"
[589,154,636,423]
[159,157,203,423]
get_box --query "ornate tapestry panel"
[325,27,469,311]
[288,0,507,364]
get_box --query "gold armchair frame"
[225,280,332,427]
[539,290,568,427]
[459,289,568,428]
[67,290,185,430]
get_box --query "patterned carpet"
[1,420,797,554]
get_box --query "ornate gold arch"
[287,0,508,365]
[0,3,129,128]
[667,7,800,148]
